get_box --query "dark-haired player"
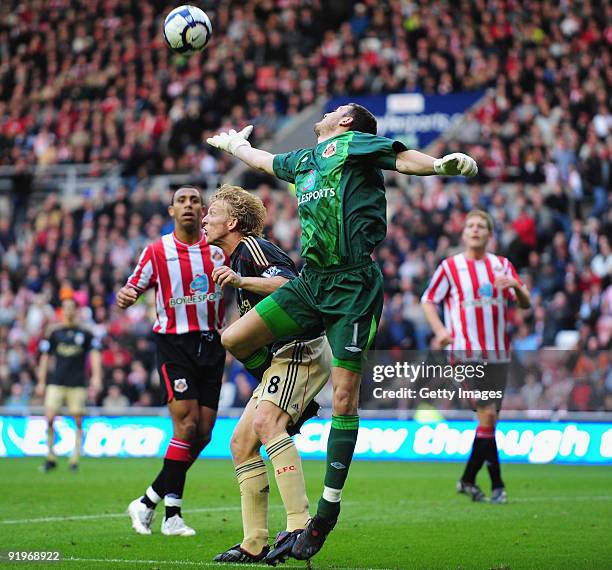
[207,104,478,560]
[204,185,330,565]
[422,209,531,504]
[36,297,103,472]
[118,186,226,536]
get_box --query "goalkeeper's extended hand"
[206,125,253,156]
[433,153,478,177]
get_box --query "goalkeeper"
[207,103,478,561]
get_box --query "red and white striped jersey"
[421,252,523,361]
[126,232,227,334]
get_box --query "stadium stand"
[0,1,609,411]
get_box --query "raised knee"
[221,327,237,352]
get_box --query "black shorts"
[465,362,508,411]
[156,331,225,409]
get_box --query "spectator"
[5,382,30,411]
[520,373,543,410]
[102,385,130,412]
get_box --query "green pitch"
[1,458,611,569]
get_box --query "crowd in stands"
[0,1,610,411]
[0,0,354,179]
[0,180,609,412]
[1,1,609,185]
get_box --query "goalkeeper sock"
[236,456,269,555]
[242,347,272,382]
[317,415,359,520]
[485,430,504,489]
[163,437,191,518]
[461,426,493,484]
[265,433,309,531]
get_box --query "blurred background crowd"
[0,0,610,412]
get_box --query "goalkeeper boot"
[291,514,336,560]
[161,514,196,536]
[287,400,320,437]
[127,497,155,535]
[213,543,269,563]
[457,480,486,502]
[264,529,302,566]
[490,487,508,504]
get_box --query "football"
[163,5,212,53]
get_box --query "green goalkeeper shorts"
[255,260,383,373]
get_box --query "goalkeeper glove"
[433,153,478,177]
[206,125,253,155]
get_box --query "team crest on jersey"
[262,266,282,278]
[478,283,494,297]
[74,332,85,345]
[190,274,209,293]
[212,249,224,262]
[174,378,188,393]
[322,141,337,158]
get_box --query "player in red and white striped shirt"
[117,186,227,536]
[422,209,531,504]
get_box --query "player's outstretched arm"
[396,149,478,177]
[207,125,275,176]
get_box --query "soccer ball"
[163,5,212,54]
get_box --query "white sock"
[145,486,162,505]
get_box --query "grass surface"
[0,458,611,569]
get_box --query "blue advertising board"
[327,91,484,147]
[1,416,611,465]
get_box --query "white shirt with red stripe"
[127,232,227,334]
[421,252,523,362]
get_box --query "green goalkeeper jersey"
[273,131,406,268]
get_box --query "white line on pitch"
[1,496,610,526]
[59,558,394,570]
[0,505,244,524]
[64,559,266,568]
[0,502,356,526]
